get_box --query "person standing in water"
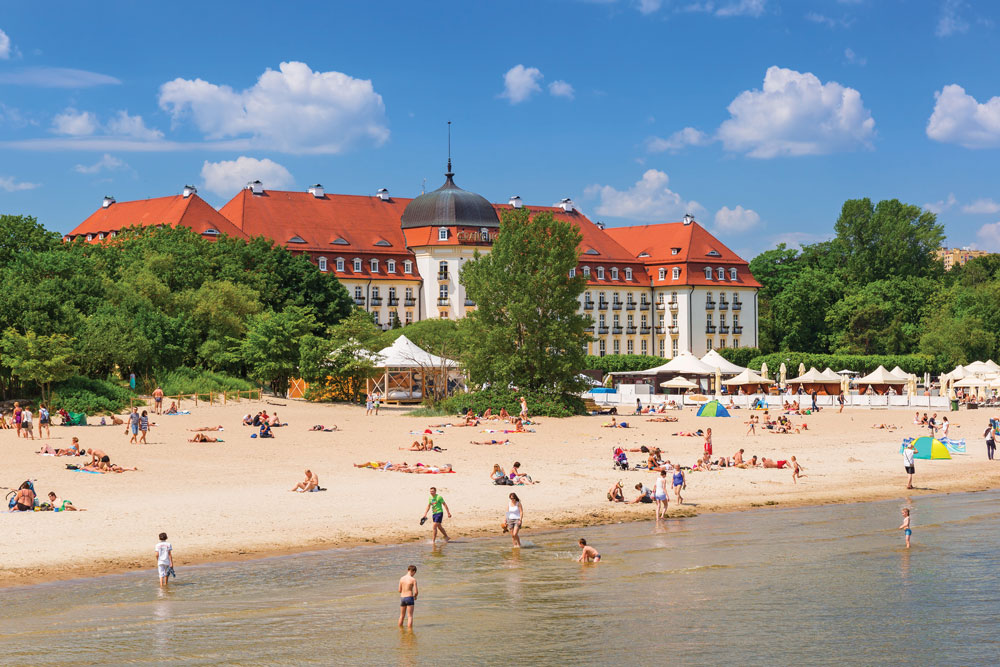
[654,470,669,519]
[155,532,173,587]
[899,508,912,548]
[398,565,418,628]
[421,486,451,543]
[506,493,523,547]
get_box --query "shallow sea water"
[2,491,1000,666]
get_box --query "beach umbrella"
[779,363,787,386]
[714,367,722,398]
[761,362,768,380]
[660,376,698,390]
[798,362,806,377]
[901,437,951,460]
[603,373,613,388]
[697,400,731,417]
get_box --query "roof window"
[288,235,306,244]
[374,239,391,247]
[332,237,350,245]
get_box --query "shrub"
[158,367,255,396]
[746,352,938,377]
[718,347,761,368]
[435,388,586,418]
[50,376,134,414]
[584,354,666,374]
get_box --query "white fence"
[587,390,950,410]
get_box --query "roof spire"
[446,121,453,176]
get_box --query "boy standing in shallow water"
[398,565,418,628]
[156,532,173,587]
[899,509,912,548]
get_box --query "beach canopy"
[857,365,907,385]
[660,376,699,389]
[890,366,908,379]
[614,351,716,376]
[953,376,987,388]
[723,368,774,386]
[700,349,745,375]
[820,368,842,382]
[696,400,731,417]
[941,365,967,381]
[901,436,952,460]
[787,367,830,384]
[837,369,857,375]
[374,335,458,369]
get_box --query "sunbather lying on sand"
[672,430,704,437]
[761,457,789,469]
[602,418,628,428]
[309,425,338,431]
[189,426,224,432]
[189,433,221,442]
[471,439,511,445]
[871,423,898,430]
[401,439,446,452]
[646,416,678,422]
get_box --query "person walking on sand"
[155,532,173,587]
[578,538,601,562]
[519,396,528,420]
[899,508,912,549]
[671,464,685,505]
[21,404,34,440]
[838,391,845,413]
[365,392,374,416]
[985,422,997,461]
[372,389,381,416]
[654,470,669,519]
[903,442,916,489]
[421,486,452,543]
[398,565,418,628]
[38,403,50,439]
[128,407,140,444]
[153,386,164,415]
[703,427,713,457]
[506,492,523,547]
[790,456,805,483]
[139,410,149,444]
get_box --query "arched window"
[317,257,328,272]
[569,268,576,278]
[729,267,738,281]
[370,258,379,273]
[336,257,344,272]
[353,258,362,272]
[438,227,448,241]
[672,268,680,280]
[704,267,712,280]
[439,260,448,278]
[582,266,591,277]
[717,267,725,280]
[658,268,666,280]
[596,267,605,280]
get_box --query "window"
[734,314,740,327]
[372,286,380,299]
[439,260,448,277]
[641,314,648,327]
[438,227,448,241]
[86,234,93,241]
[610,267,619,280]
[720,314,726,326]
[671,339,678,357]
[373,311,380,325]
[671,248,680,255]
[707,313,713,325]
[353,258,362,272]
[706,338,713,351]
[729,267,738,281]
[613,314,620,327]
[405,311,413,324]
[596,267,605,280]
[625,268,632,281]
[480,227,489,241]
[733,291,739,302]
[405,287,413,300]
[613,292,620,305]
[389,287,396,300]
[317,257,327,272]
[599,314,606,327]
[404,260,413,274]
[706,291,713,303]
[717,267,725,280]
[627,314,634,327]
[626,339,634,354]
[640,339,648,355]
[704,267,713,280]
[582,266,591,277]
[672,268,680,280]
[569,268,576,278]
[439,284,448,299]
[354,286,363,299]
[613,339,620,354]
[440,311,449,319]
[733,338,740,348]
[98,233,105,240]
[658,268,666,281]
[387,259,396,273]
[719,338,726,348]
[370,258,379,273]
[599,339,606,357]
[671,291,678,302]
[336,257,344,272]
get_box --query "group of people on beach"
[0,402,51,439]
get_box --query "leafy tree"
[300,308,382,402]
[0,214,61,269]
[233,306,318,396]
[460,209,590,393]
[1,329,78,403]
[376,318,466,403]
[825,277,937,355]
[769,268,843,353]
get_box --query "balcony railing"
[404,298,416,307]
[598,326,610,334]
[705,301,716,310]
[639,302,650,311]
[585,325,595,333]
[583,302,594,310]
[612,302,622,311]
[626,302,636,310]
[640,325,651,334]
[370,297,383,306]
[669,301,678,311]
[733,325,743,334]
[705,325,717,333]
[437,298,450,306]
[625,326,637,334]
[657,302,666,310]
[598,301,609,310]
[732,301,743,311]
[437,272,449,281]
[464,299,476,307]
[655,326,666,334]
[719,325,730,334]
[353,297,366,306]
[669,325,679,335]
[718,301,729,310]
[612,326,623,334]
[388,297,399,306]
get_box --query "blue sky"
[1,0,999,257]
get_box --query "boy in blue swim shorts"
[398,565,418,628]
[899,508,912,548]
[421,487,452,544]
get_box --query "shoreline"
[3,478,995,590]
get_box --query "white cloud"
[106,111,163,140]
[936,0,970,37]
[0,29,10,59]
[923,193,956,214]
[159,61,389,154]
[0,67,120,87]
[200,157,294,197]
[647,127,711,153]
[680,1,766,17]
[976,222,1000,252]
[844,48,867,66]
[548,80,575,100]
[714,205,761,232]
[962,198,1000,214]
[717,66,875,158]
[501,64,543,104]
[805,12,836,27]
[0,176,39,192]
[74,154,127,175]
[638,0,663,14]
[926,84,1000,149]
[584,169,704,221]
[52,108,99,136]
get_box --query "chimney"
[182,185,197,198]
[559,198,575,213]
[102,195,116,208]
[377,187,390,201]
[308,184,325,198]
[509,195,523,209]
[683,213,694,225]
[246,180,264,195]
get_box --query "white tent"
[837,369,857,375]
[723,369,774,386]
[787,367,831,384]
[953,376,987,388]
[700,349,746,375]
[942,365,967,381]
[964,360,1000,376]
[660,376,699,390]
[375,335,458,369]
[889,366,908,379]
[820,367,843,382]
[613,351,716,376]
[856,365,907,385]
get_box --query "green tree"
[0,214,61,270]
[460,209,590,393]
[770,268,843,353]
[825,277,938,355]
[233,306,318,396]
[301,308,382,402]
[1,329,78,403]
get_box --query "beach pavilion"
[610,351,716,393]
[786,367,842,395]
[856,365,908,395]
[367,335,461,403]
[723,368,774,394]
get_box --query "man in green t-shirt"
[421,486,452,543]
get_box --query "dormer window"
[353,258,362,272]
[109,231,117,238]
[729,268,738,281]
[672,267,680,280]
[387,259,396,273]
[610,267,619,281]
[86,234,93,241]
[704,267,713,280]
[288,235,306,244]
[596,267,605,280]
[658,268,666,280]
[370,258,379,273]
[336,257,345,272]
[98,233,105,240]
[438,227,448,241]
[582,266,591,277]
[717,267,725,280]
[671,248,680,255]
[317,257,328,272]
[480,227,489,241]
[202,228,220,236]
[404,260,413,274]
[624,268,632,281]
[707,249,721,257]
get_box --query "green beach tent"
[901,436,951,460]
[696,400,731,417]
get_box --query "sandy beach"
[2,398,998,586]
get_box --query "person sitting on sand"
[509,461,536,485]
[46,492,84,511]
[602,417,629,428]
[631,482,654,504]
[309,424,338,432]
[291,469,320,492]
[471,438,511,445]
[647,415,678,422]
[189,433,221,443]
[243,414,254,426]
[607,481,625,502]
[10,482,35,511]
[733,448,745,465]
[491,464,507,484]
[0,414,8,430]
[512,417,527,432]
[259,422,273,438]
[189,425,224,432]
[165,402,179,415]
[482,408,493,420]
[761,457,789,469]
[498,407,510,420]
[108,413,124,426]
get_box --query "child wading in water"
[899,508,912,549]
[398,565,418,628]
[156,532,174,586]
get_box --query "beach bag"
[494,477,513,486]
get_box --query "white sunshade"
[820,367,843,382]
[837,369,857,375]
[660,376,700,389]
[942,365,967,381]
[374,335,458,369]
[964,360,1000,375]
[723,368,774,386]
[700,349,746,375]
[787,367,834,384]
[953,376,988,388]
[613,351,716,376]
[856,365,908,385]
[889,366,908,379]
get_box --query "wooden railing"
[130,389,263,410]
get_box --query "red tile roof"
[69,194,246,240]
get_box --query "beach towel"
[164,411,191,415]
[940,437,966,454]
[69,468,103,474]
